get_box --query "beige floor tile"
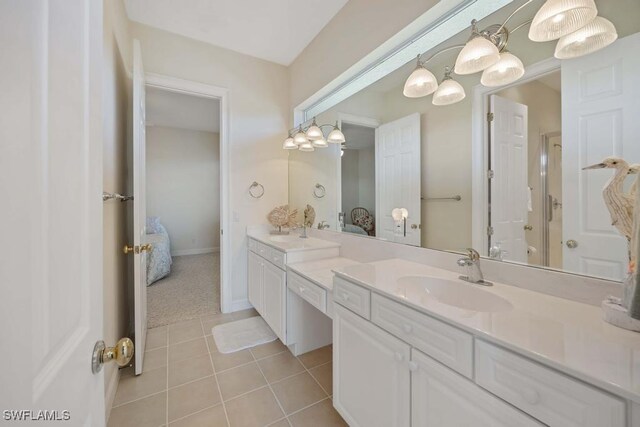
[232,308,259,320]
[169,404,228,427]
[168,376,221,422]
[257,352,305,383]
[168,354,214,388]
[216,362,267,401]
[308,362,332,396]
[143,347,168,372]
[288,399,347,427]
[224,387,284,427]
[266,419,290,427]
[270,372,326,415]
[169,337,209,363]
[146,326,168,350]
[201,312,236,333]
[108,392,167,427]
[169,319,204,345]
[210,349,254,372]
[113,366,167,407]
[206,335,220,353]
[250,340,287,360]
[297,345,332,369]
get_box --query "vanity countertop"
[333,258,640,403]
[287,257,361,292]
[248,231,341,253]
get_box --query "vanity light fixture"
[403,55,439,98]
[282,132,298,150]
[298,141,315,152]
[327,122,346,144]
[481,51,525,87]
[554,16,617,59]
[305,118,324,141]
[454,20,501,75]
[529,0,598,42]
[312,137,328,148]
[293,125,308,146]
[282,119,345,151]
[432,67,466,106]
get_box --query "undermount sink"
[396,276,513,313]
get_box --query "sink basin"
[269,235,296,243]
[396,276,513,312]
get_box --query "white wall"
[146,126,220,256]
[131,23,290,311]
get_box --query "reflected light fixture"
[554,16,617,59]
[293,125,308,146]
[282,132,297,150]
[433,67,466,106]
[403,55,439,98]
[312,137,328,148]
[305,118,324,141]
[327,122,346,144]
[481,51,525,87]
[454,20,501,75]
[298,141,315,152]
[529,0,598,42]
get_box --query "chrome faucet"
[457,248,492,286]
[317,221,330,230]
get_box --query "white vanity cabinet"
[247,251,263,313]
[334,305,411,427]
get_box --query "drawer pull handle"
[394,352,404,362]
[402,324,413,334]
[341,292,350,301]
[408,361,418,372]
[299,287,305,293]
[521,387,540,405]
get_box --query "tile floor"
[108,309,346,427]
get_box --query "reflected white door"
[0,0,105,422]
[132,40,148,374]
[562,33,640,280]
[375,113,421,245]
[490,95,529,263]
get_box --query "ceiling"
[343,123,375,150]
[124,0,348,65]
[146,87,220,133]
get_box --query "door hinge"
[487,112,494,122]
[487,170,494,179]
[220,229,223,235]
[487,226,494,236]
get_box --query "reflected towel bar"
[103,192,133,202]
[421,195,462,201]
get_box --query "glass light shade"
[529,0,597,42]
[403,66,438,98]
[432,78,466,106]
[283,136,297,150]
[454,36,500,75]
[327,126,346,144]
[306,119,324,140]
[554,16,617,59]
[293,128,308,146]
[391,208,408,221]
[312,138,328,148]
[298,141,315,152]
[481,52,525,87]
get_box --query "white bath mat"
[212,316,277,354]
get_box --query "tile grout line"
[252,349,292,426]
[201,317,232,427]
[296,352,332,398]
[286,396,333,419]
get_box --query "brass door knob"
[566,239,578,249]
[524,225,533,231]
[92,337,134,374]
[123,245,135,254]
[139,243,153,252]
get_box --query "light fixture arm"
[287,119,340,135]
[419,44,466,66]
[510,19,533,35]
[497,0,534,34]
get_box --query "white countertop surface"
[287,257,362,291]
[333,258,640,403]
[248,231,341,253]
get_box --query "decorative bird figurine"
[628,164,640,199]
[583,157,634,242]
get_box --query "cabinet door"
[334,305,411,427]
[411,349,542,427]
[247,251,263,314]
[263,261,286,342]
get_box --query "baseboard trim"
[104,366,121,423]
[171,247,219,257]
[230,299,253,313]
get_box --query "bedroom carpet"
[147,253,220,328]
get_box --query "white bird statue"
[628,163,640,199]
[583,157,634,242]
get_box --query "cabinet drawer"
[333,277,371,319]
[371,293,473,378]
[248,238,258,253]
[256,242,270,258]
[288,271,327,312]
[267,247,286,270]
[475,340,625,427]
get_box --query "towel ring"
[313,183,326,199]
[249,181,265,198]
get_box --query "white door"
[0,0,106,423]
[375,113,421,245]
[333,305,411,427]
[247,251,264,313]
[490,95,529,263]
[411,349,542,426]
[562,33,640,281]
[263,262,286,342]
[132,39,148,375]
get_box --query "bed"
[146,217,172,285]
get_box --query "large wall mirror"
[288,0,640,282]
